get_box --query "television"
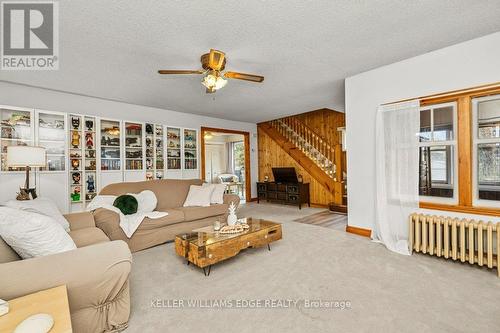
[272,167,298,183]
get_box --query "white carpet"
[125,207,500,332]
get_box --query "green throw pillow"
[113,195,138,215]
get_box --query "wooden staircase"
[259,116,346,207]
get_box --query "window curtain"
[374,100,420,255]
[226,142,235,174]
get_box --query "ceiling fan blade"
[208,49,226,71]
[224,71,264,83]
[158,70,204,75]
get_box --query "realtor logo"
[1,1,59,70]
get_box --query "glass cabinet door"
[166,127,181,170]
[37,111,66,171]
[100,119,121,171]
[0,107,33,171]
[154,124,164,179]
[83,116,97,202]
[145,123,154,179]
[125,122,143,171]
[68,114,83,203]
[184,128,197,170]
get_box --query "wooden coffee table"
[175,217,282,276]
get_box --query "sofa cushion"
[99,179,202,211]
[69,228,109,248]
[138,210,185,230]
[178,204,227,221]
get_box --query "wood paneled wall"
[295,108,345,145]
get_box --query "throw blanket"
[86,195,168,238]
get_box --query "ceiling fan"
[158,49,264,93]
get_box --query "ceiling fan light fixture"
[201,71,227,92]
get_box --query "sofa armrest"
[64,211,96,230]
[0,241,131,311]
[223,194,240,207]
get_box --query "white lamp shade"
[6,146,46,167]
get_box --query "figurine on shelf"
[72,172,81,184]
[71,131,80,148]
[85,149,95,158]
[70,150,81,158]
[146,173,153,181]
[85,120,94,131]
[146,158,153,170]
[71,117,80,129]
[86,174,95,193]
[85,132,94,149]
[71,159,80,170]
[146,137,152,147]
[145,124,153,135]
[70,187,81,202]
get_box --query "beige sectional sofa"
[95,179,240,252]
[0,211,132,333]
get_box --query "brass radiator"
[409,213,500,277]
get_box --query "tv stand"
[257,182,310,209]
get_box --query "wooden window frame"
[419,85,500,217]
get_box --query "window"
[418,102,457,203]
[472,95,500,208]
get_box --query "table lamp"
[6,146,46,200]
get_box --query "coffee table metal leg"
[203,265,211,276]
[267,244,271,251]
[187,260,190,265]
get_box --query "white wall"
[345,31,500,230]
[0,81,259,209]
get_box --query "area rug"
[294,210,347,230]
[125,222,500,332]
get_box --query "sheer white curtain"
[373,100,420,255]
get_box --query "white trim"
[472,94,500,208]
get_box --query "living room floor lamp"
[6,146,46,200]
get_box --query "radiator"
[409,213,500,277]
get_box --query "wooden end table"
[175,217,282,276]
[0,285,72,333]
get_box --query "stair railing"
[269,117,339,181]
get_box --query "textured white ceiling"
[1,1,500,122]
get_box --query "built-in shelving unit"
[0,104,202,213]
[184,128,198,170]
[166,127,181,170]
[100,119,121,171]
[124,122,144,171]
[68,114,97,211]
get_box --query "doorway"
[201,127,251,202]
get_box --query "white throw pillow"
[0,207,76,259]
[183,185,214,207]
[4,198,70,232]
[202,183,226,204]
[128,190,157,213]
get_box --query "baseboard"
[309,203,328,208]
[345,226,371,238]
[249,197,259,202]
